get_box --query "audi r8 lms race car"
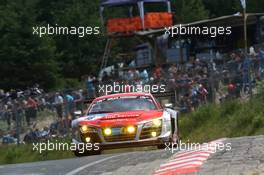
[71,92,179,156]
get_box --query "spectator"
[101,71,109,83]
[168,64,178,78]
[140,69,149,84]
[153,66,162,80]
[190,83,199,108]
[242,54,252,91]
[26,97,38,125]
[127,69,135,82]
[65,92,75,119]
[86,75,96,99]
[54,93,64,119]
[198,84,208,104]
[23,128,39,143]
[74,89,84,112]
[227,83,236,99]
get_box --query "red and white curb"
[153,138,226,175]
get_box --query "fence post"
[15,104,21,146]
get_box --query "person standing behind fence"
[198,84,208,104]
[140,69,149,85]
[54,93,64,119]
[24,100,31,126]
[86,75,96,99]
[242,54,252,93]
[26,97,38,125]
[65,93,74,119]
[74,90,84,113]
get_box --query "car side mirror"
[74,110,82,118]
[164,103,173,109]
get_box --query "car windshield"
[88,96,157,114]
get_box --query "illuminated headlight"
[103,128,112,136]
[80,125,88,133]
[143,119,162,128]
[153,119,162,127]
[127,126,136,134]
[80,125,97,133]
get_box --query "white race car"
[72,92,179,156]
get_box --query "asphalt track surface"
[0,135,264,175]
[0,149,172,175]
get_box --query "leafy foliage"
[0,1,59,90]
[180,0,209,23]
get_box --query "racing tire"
[73,150,102,157]
[157,143,168,149]
[157,140,179,149]
[157,134,180,149]
[89,149,102,156]
[73,150,88,157]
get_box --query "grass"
[0,139,156,165]
[180,97,264,143]
[0,138,74,165]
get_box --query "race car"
[71,92,179,156]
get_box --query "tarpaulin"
[100,0,171,30]
[107,12,172,34]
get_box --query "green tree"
[203,0,240,18]
[246,0,264,13]
[180,0,209,23]
[43,0,106,78]
[202,0,264,18]
[0,0,59,90]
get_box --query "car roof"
[94,92,153,101]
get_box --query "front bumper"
[72,121,172,149]
[72,135,170,149]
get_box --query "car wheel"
[89,149,102,155]
[157,143,167,149]
[73,149,102,157]
[73,150,88,157]
[157,134,179,149]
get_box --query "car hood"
[77,110,163,128]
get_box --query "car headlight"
[103,128,112,136]
[127,126,136,134]
[143,119,162,128]
[80,125,97,133]
[153,119,162,127]
[80,125,88,133]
